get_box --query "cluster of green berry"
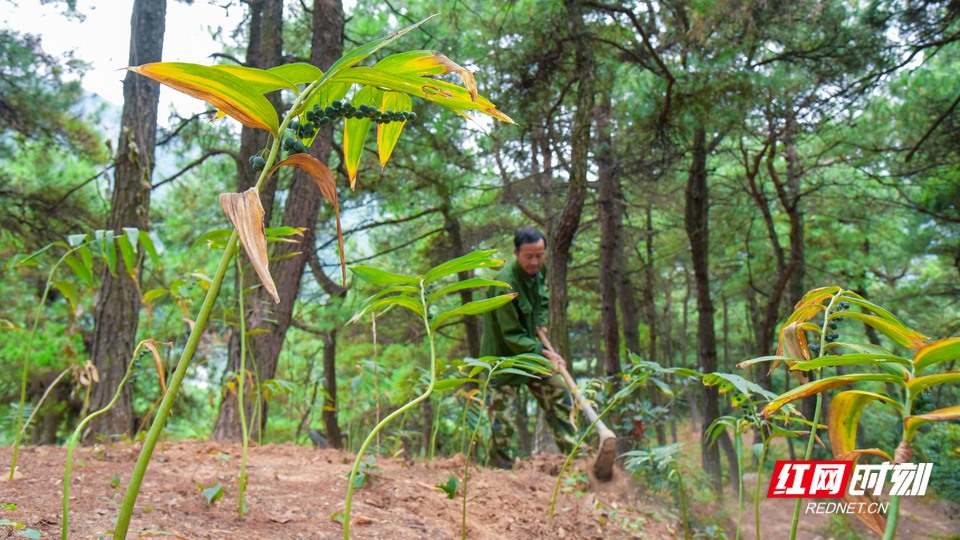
[809,301,851,354]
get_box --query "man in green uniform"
[480,226,577,468]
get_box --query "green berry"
[332,100,342,109]
[283,137,295,150]
[325,106,336,116]
[408,111,417,121]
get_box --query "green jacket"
[479,259,549,357]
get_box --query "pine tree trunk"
[212,0,344,442]
[87,0,166,440]
[596,93,621,377]
[685,126,722,495]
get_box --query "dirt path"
[0,441,675,539]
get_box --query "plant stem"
[462,375,493,539]
[789,389,822,540]
[676,464,690,540]
[63,341,144,539]
[112,234,240,538]
[343,279,437,539]
[735,424,743,540]
[11,243,87,480]
[883,495,901,540]
[236,256,250,518]
[20,368,70,437]
[754,442,769,539]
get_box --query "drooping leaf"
[63,254,93,287]
[827,390,901,457]
[427,277,511,302]
[375,50,478,101]
[377,91,412,166]
[777,321,811,361]
[839,311,928,351]
[138,230,162,271]
[343,86,380,187]
[348,294,424,325]
[142,288,167,303]
[350,265,419,286]
[702,372,778,406]
[913,337,960,375]
[422,249,501,284]
[52,280,79,311]
[761,373,905,417]
[141,339,169,395]
[904,405,960,442]
[100,230,118,278]
[333,67,513,124]
[219,188,279,303]
[430,293,518,331]
[906,372,960,395]
[116,233,137,280]
[269,153,345,283]
[127,63,279,134]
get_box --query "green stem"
[112,234,240,538]
[882,495,901,540]
[63,341,143,539]
[676,465,690,540]
[236,257,250,518]
[462,377,492,539]
[735,425,743,540]
[11,243,89,480]
[789,390,823,540]
[343,279,436,539]
[754,442,769,539]
[20,368,70,437]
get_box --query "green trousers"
[487,373,578,468]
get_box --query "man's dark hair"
[514,226,546,250]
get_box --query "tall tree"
[212,0,344,441]
[87,0,166,438]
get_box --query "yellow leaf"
[343,86,381,188]
[127,62,279,134]
[761,373,903,418]
[375,50,478,101]
[219,188,280,303]
[827,390,899,456]
[904,405,960,442]
[377,92,412,167]
[913,336,960,375]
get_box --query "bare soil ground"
[2,441,958,539]
[0,441,674,539]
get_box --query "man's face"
[514,239,546,276]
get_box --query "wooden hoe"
[537,329,618,482]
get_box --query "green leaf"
[1,502,16,511]
[192,228,233,251]
[348,295,424,325]
[358,285,420,309]
[427,277,511,303]
[423,249,501,284]
[735,355,795,368]
[436,474,460,499]
[904,405,960,442]
[63,254,93,287]
[210,64,298,93]
[761,373,905,417]
[913,337,960,375]
[840,294,902,324]
[99,230,118,278]
[434,378,474,392]
[342,86,381,187]
[430,293,518,331]
[122,227,139,255]
[117,234,137,280]
[349,264,418,286]
[67,233,90,247]
[138,230,161,271]
[18,529,41,539]
[827,390,901,457]
[269,63,323,86]
[200,482,224,506]
[790,353,912,371]
[839,311,928,351]
[142,288,168,303]
[127,63,279,134]
[377,91,412,166]
[906,372,960,395]
[6,243,56,270]
[52,280,80,311]
[702,372,778,406]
